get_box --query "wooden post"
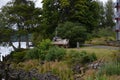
[77,42,79,49]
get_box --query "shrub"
[45,46,66,61]
[67,50,82,65]
[98,61,120,76]
[37,39,52,50]
[25,39,67,61]
[25,48,41,59]
[67,50,97,65]
[10,50,27,63]
[37,39,52,60]
[25,39,52,60]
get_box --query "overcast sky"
[0,0,42,8]
[0,0,116,9]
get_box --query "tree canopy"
[0,0,115,47]
[0,0,42,50]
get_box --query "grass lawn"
[67,47,118,61]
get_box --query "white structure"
[115,0,120,40]
[52,37,69,48]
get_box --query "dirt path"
[83,44,120,50]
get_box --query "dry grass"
[108,75,120,80]
[85,37,115,45]
[37,61,74,80]
[67,47,118,61]
[13,60,74,80]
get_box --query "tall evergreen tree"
[0,0,41,50]
[98,1,106,28]
[105,0,115,28]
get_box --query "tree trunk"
[18,35,21,49]
[26,34,29,49]
[9,41,17,51]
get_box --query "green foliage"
[31,32,44,46]
[37,39,52,60]
[45,46,66,61]
[98,61,120,76]
[0,28,13,43]
[93,27,115,38]
[10,49,27,63]
[98,1,106,28]
[67,50,97,65]
[25,39,52,60]
[0,0,42,49]
[57,21,88,47]
[37,39,52,50]
[105,0,115,28]
[25,48,40,59]
[42,0,101,38]
[26,39,66,61]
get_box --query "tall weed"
[67,50,97,65]
[98,61,120,76]
[86,75,108,80]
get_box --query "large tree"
[0,6,16,49]
[98,1,106,28]
[57,21,88,47]
[105,0,115,28]
[0,0,42,50]
[42,0,101,35]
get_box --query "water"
[0,42,32,61]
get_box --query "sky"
[0,0,42,8]
[0,0,115,9]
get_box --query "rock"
[72,64,84,74]
[0,62,60,80]
[42,71,60,80]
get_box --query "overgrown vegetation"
[98,61,120,76]
[25,39,66,61]
[9,49,28,63]
[66,50,97,66]
[0,0,117,79]
[46,46,66,61]
[7,42,119,80]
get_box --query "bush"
[25,39,66,61]
[25,48,41,59]
[25,39,52,60]
[10,50,27,63]
[98,61,120,76]
[45,46,66,61]
[67,50,97,65]
[37,39,52,50]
